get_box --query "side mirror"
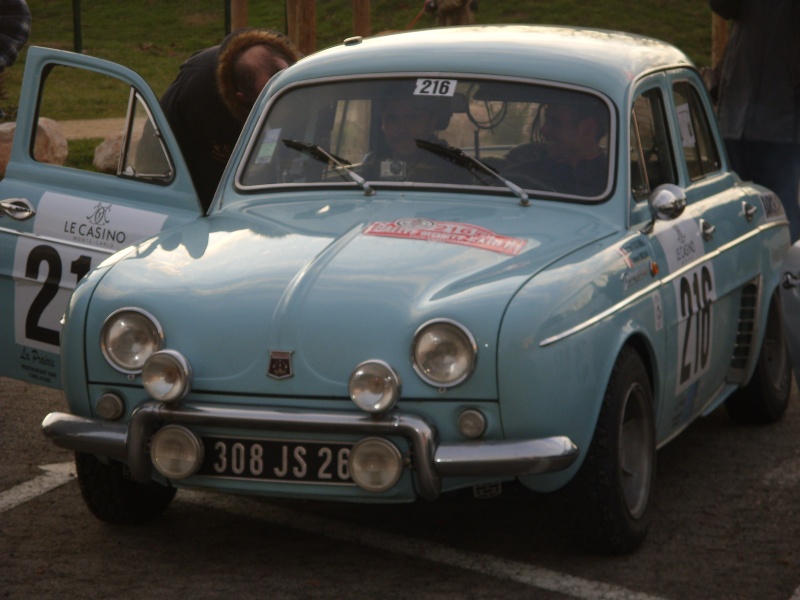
[644,184,686,233]
[649,184,686,221]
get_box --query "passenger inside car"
[367,94,472,184]
[504,99,610,197]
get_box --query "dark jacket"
[0,0,31,70]
[160,29,301,211]
[160,45,239,209]
[710,0,800,143]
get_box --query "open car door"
[0,47,202,388]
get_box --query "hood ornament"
[268,351,294,379]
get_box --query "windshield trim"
[232,72,618,205]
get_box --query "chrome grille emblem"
[267,351,294,379]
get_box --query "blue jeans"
[725,139,800,242]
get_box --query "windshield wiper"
[283,139,375,196]
[416,139,530,206]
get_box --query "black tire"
[75,452,176,525]
[564,347,656,555]
[725,290,791,425]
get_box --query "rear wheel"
[75,452,176,524]
[564,347,656,555]
[726,291,791,425]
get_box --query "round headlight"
[142,350,193,402]
[412,320,477,387]
[150,425,203,480]
[349,437,403,493]
[349,360,401,414]
[100,308,163,374]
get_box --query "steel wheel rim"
[619,381,652,519]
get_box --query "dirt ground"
[58,118,125,140]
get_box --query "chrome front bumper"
[42,401,578,500]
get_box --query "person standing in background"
[0,0,30,72]
[709,0,800,241]
[0,0,31,118]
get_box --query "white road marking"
[181,490,669,600]
[0,462,75,513]
[4,469,797,600]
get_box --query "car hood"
[88,194,616,398]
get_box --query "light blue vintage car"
[0,26,791,554]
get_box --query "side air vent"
[728,280,761,383]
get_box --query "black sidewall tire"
[75,452,176,525]
[565,347,656,555]
[726,290,791,425]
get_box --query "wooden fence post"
[231,0,248,31]
[353,0,371,38]
[711,14,728,68]
[287,0,317,55]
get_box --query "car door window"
[33,65,173,182]
[672,81,721,181]
[630,88,676,201]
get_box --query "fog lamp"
[95,392,125,421]
[142,350,192,402]
[349,360,401,414]
[457,409,487,439]
[349,437,403,493]
[150,425,203,480]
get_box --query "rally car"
[0,26,791,554]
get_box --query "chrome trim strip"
[42,402,578,501]
[434,437,577,477]
[41,413,128,461]
[539,223,776,347]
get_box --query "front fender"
[496,235,665,491]
[60,248,136,417]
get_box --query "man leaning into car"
[160,28,302,211]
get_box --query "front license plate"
[198,436,354,485]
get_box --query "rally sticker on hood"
[363,218,528,255]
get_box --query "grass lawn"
[2,0,716,120]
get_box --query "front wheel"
[563,347,656,555]
[75,452,176,524]
[725,290,791,425]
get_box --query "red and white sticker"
[363,218,527,255]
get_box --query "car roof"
[275,25,694,101]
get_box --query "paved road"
[2,376,799,599]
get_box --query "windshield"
[238,77,614,201]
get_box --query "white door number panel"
[673,262,716,394]
[13,192,168,353]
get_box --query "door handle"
[700,218,715,241]
[742,201,757,222]
[0,198,35,221]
